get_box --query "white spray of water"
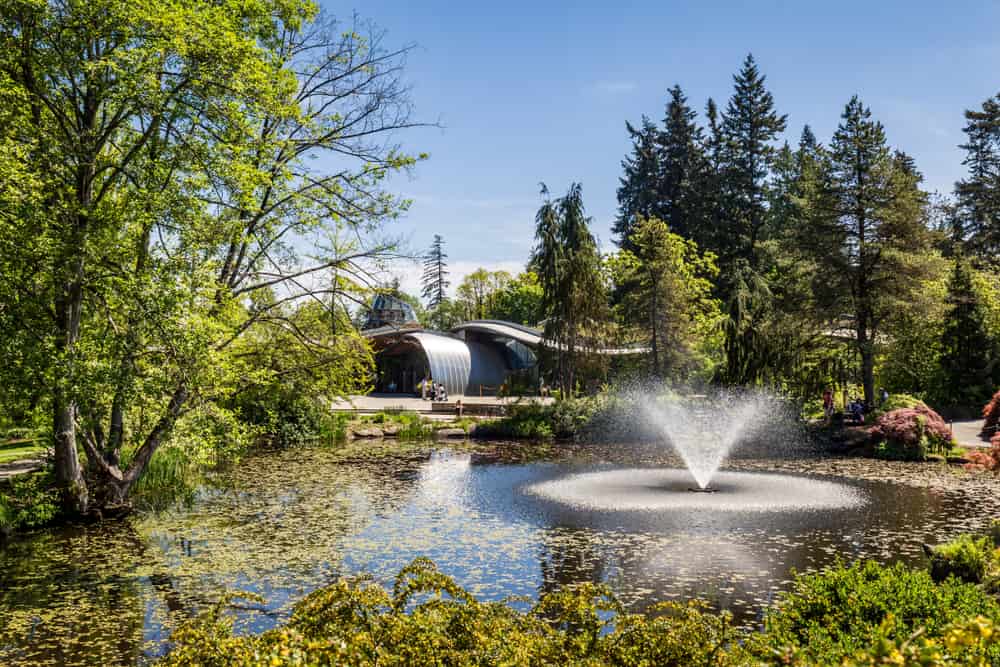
[641,393,768,489]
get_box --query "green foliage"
[608,217,723,382]
[928,535,996,585]
[475,397,606,440]
[0,472,60,536]
[745,560,1000,665]
[162,557,738,666]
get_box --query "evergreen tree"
[807,97,933,408]
[657,85,710,248]
[532,184,609,395]
[614,118,661,251]
[719,53,787,267]
[939,258,999,406]
[421,235,449,328]
[955,93,1000,264]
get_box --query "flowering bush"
[870,405,952,461]
[982,389,1000,437]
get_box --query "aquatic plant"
[0,472,60,537]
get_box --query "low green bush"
[928,534,996,585]
[160,558,1000,666]
[474,396,609,440]
[0,471,60,537]
[745,559,1000,664]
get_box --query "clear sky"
[322,0,1000,296]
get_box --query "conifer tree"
[955,93,1000,264]
[532,184,608,395]
[719,53,787,267]
[421,235,449,328]
[656,85,709,248]
[614,118,661,251]
[939,258,999,406]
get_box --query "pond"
[2,439,999,666]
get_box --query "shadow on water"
[1,442,999,665]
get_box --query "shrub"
[0,472,60,536]
[869,404,953,460]
[928,534,996,584]
[983,388,1000,437]
[965,433,1000,472]
[745,560,1000,665]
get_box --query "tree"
[609,218,721,380]
[657,85,709,247]
[614,118,661,251]
[491,271,544,326]
[0,3,422,514]
[805,97,934,408]
[955,93,1000,264]
[454,269,512,321]
[938,258,999,406]
[531,184,610,395]
[421,235,449,328]
[719,53,787,268]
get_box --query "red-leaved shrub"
[870,405,952,460]
[982,389,1000,437]
[965,432,1000,473]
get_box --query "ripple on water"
[524,468,866,512]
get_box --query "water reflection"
[1,444,998,665]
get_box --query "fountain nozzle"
[688,486,719,493]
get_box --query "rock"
[382,424,400,437]
[352,427,384,438]
[434,428,466,440]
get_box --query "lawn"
[0,440,45,465]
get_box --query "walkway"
[332,394,554,414]
[951,419,993,449]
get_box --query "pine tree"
[421,235,449,328]
[532,183,609,395]
[720,53,787,267]
[939,258,999,406]
[614,117,661,251]
[808,97,933,408]
[955,94,1000,264]
[657,85,709,247]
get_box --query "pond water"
[2,440,999,666]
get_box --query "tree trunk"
[53,390,87,514]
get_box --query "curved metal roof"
[405,331,470,397]
[451,320,649,355]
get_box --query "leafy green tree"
[657,85,709,247]
[609,217,722,381]
[454,268,512,321]
[490,271,544,326]
[532,184,610,395]
[421,234,449,328]
[938,258,1000,406]
[955,93,1000,264]
[0,2,422,514]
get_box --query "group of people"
[822,387,890,424]
[419,378,449,402]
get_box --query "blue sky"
[324,0,1000,295]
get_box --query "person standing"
[421,377,429,400]
[822,388,834,424]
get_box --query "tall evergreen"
[955,93,1000,264]
[807,97,932,408]
[421,235,449,328]
[939,258,999,406]
[614,118,661,251]
[657,85,709,248]
[532,184,608,395]
[719,53,787,267]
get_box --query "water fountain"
[525,392,863,512]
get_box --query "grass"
[0,442,45,465]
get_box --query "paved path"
[951,419,993,448]
[0,459,43,481]
[332,394,554,414]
